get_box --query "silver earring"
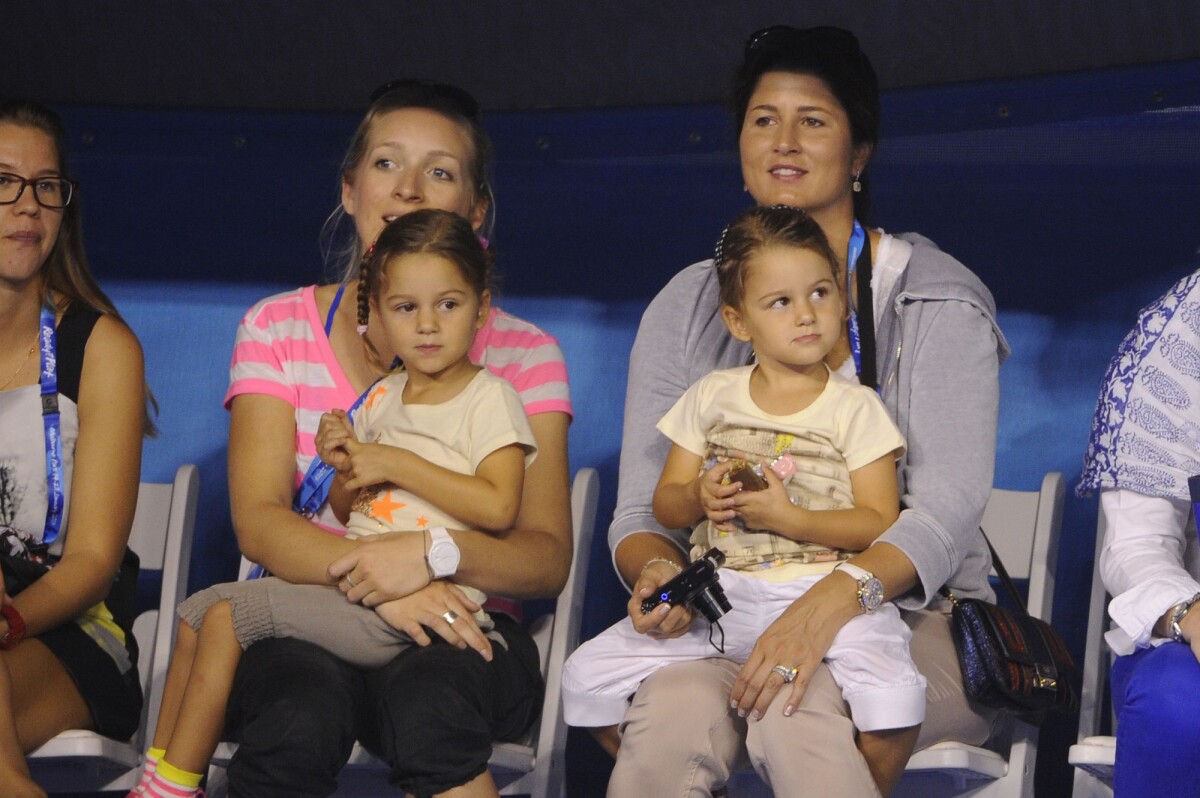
[852,173,862,193]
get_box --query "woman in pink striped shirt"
[216,81,573,798]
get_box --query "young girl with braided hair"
[127,209,536,798]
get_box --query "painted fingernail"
[737,708,747,718]
[730,700,739,710]
[784,705,795,717]
[750,709,761,721]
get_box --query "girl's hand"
[731,464,795,533]
[627,560,694,638]
[729,572,858,720]
[329,531,430,605]
[373,581,493,661]
[315,409,355,472]
[339,439,408,492]
[699,461,739,525]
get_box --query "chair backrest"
[521,466,598,795]
[129,464,200,748]
[1076,508,1113,743]
[980,471,1065,622]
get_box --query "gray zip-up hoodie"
[609,232,1010,607]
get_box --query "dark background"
[10,3,1200,796]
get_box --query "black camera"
[640,548,732,623]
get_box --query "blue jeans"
[1112,643,1200,797]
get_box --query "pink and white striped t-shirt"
[225,284,572,533]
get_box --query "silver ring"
[772,665,798,684]
[344,574,356,588]
[442,610,459,625]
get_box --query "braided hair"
[355,209,494,369]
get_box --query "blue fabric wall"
[59,58,1200,795]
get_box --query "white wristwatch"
[835,562,884,614]
[426,527,461,579]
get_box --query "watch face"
[862,578,885,611]
[428,540,460,577]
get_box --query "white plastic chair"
[26,463,200,793]
[1068,510,1115,797]
[896,471,1066,798]
[208,466,600,798]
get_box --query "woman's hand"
[730,570,859,720]
[730,463,794,533]
[628,560,694,638]
[373,581,493,661]
[315,409,355,472]
[329,531,430,606]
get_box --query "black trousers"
[223,613,542,798]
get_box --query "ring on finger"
[344,573,356,588]
[772,664,799,684]
[442,610,459,625]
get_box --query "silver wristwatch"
[426,527,461,579]
[835,562,884,614]
[1168,591,1200,643]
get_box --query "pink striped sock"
[142,770,202,798]
[127,750,160,797]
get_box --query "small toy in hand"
[724,459,768,492]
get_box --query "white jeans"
[562,568,926,732]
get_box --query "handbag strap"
[941,526,1028,615]
[978,527,1028,614]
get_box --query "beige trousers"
[606,607,1000,798]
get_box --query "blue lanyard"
[290,380,377,518]
[845,220,866,378]
[39,306,64,545]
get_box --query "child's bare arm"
[653,445,743,530]
[733,452,901,550]
[653,444,706,529]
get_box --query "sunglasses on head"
[369,79,482,121]
[744,25,860,57]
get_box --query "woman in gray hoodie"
[599,26,1010,797]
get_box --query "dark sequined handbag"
[944,530,1078,724]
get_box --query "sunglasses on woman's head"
[744,25,860,57]
[369,79,482,122]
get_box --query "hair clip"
[713,224,731,269]
[356,324,368,336]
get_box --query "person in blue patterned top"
[1079,266,1200,798]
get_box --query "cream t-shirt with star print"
[347,368,537,623]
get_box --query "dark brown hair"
[733,26,881,221]
[356,207,493,334]
[715,205,840,310]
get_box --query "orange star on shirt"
[364,384,388,410]
[416,516,429,528]
[369,491,406,524]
